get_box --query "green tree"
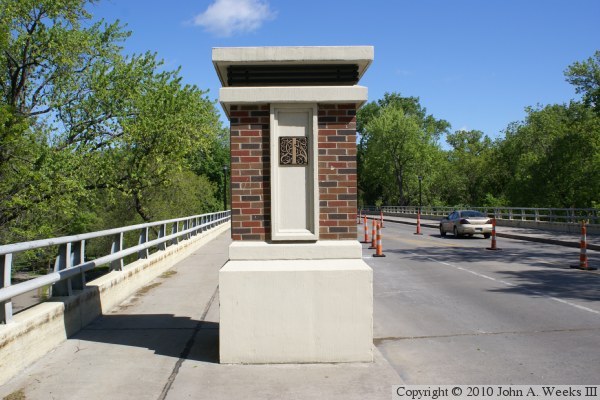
[497,102,599,208]
[89,53,223,221]
[0,0,128,238]
[0,0,127,119]
[0,0,225,245]
[357,92,450,206]
[565,50,600,113]
[444,129,494,206]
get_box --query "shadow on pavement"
[382,245,599,302]
[488,269,600,302]
[75,313,220,363]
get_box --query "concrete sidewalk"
[373,215,600,251]
[0,230,402,400]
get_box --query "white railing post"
[158,224,167,251]
[138,227,150,260]
[171,221,179,246]
[53,243,73,296]
[1,254,13,324]
[183,220,190,240]
[110,233,124,271]
[191,217,198,236]
[70,240,86,291]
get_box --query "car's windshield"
[461,211,485,218]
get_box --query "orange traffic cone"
[486,218,502,251]
[361,215,369,243]
[571,220,597,270]
[414,209,423,235]
[369,219,377,249]
[373,223,386,257]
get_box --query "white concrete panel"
[219,86,368,118]
[219,259,373,364]
[228,241,363,260]
[270,105,318,241]
[277,110,309,232]
[279,166,307,230]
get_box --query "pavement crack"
[157,285,218,400]
[374,327,600,344]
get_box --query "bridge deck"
[1,223,598,399]
[0,230,400,400]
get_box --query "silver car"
[439,210,492,238]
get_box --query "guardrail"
[360,206,599,225]
[0,211,231,324]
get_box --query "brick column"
[230,103,358,242]
[229,104,270,241]
[318,104,358,240]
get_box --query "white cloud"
[193,0,276,37]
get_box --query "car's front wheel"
[453,226,461,238]
[483,233,491,239]
[439,225,446,237]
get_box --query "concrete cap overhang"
[212,46,374,87]
[212,46,374,119]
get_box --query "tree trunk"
[133,190,152,222]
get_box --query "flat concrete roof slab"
[213,46,374,87]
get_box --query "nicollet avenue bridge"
[0,208,598,400]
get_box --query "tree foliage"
[0,0,227,247]
[443,129,494,206]
[565,50,600,113]
[358,51,600,210]
[496,102,599,208]
[358,93,450,206]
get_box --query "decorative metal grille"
[279,137,308,166]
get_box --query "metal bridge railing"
[0,211,231,324]
[362,206,599,225]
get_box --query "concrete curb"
[495,232,600,252]
[366,217,600,252]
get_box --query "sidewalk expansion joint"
[157,285,219,400]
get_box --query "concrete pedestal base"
[219,259,373,364]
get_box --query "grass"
[160,270,177,278]
[3,389,26,400]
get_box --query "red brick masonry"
[229,104,357,241]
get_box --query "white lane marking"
[412,253,600,316]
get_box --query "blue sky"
[90,0,599,142]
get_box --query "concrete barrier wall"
[0,222,230,386]
[386,213,600,235]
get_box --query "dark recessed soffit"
[226,64,359,86]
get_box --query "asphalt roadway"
[367,221,600,384]
[1,224,598,399]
